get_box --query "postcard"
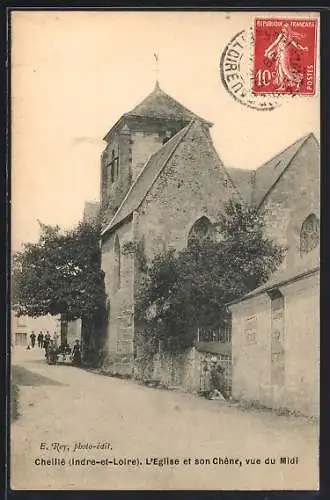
[10,10,320,490]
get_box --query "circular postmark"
[220,28,294,110]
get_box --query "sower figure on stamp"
[264,23,308,90]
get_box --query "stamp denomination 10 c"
[253,18,318,95]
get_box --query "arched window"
[187,216,215,247]
[300,214,320,256]
[113,234,121,292]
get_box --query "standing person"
[209,357,226,400]
[37,332,44,348]
[47,340,58,365]
[30,332,36,348]
[43,331,51,359]
[71,340,82,366]
[53,331,59,345]
[200,359,209,397]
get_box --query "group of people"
[45,338,82,366]
[28,331,55,350]
[47,340,81,365]
[27,331,81,366]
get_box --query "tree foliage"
[136,200,285,350]
[12,219,106,321]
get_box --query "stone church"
[99,82,319,413]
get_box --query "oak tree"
[12,219,106,322]
[136,200,285,350]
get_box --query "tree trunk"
[60,313,69,345]
[81,308,107,367]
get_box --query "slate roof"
[225,134,316,208]
[101,122,192,236]
[103,82,212,142]
[127,81,213,125]
[225,167,254,204]
[228,248,319,306]
[252,133,314,207]
[102,127,318,237]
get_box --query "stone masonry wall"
[230,272,319,417]
[101,127,132,222]
[260,135,320,270]
[130,118,192,183]
[231,295,272,403]
[282,273,320,417]
[135,121,242,260]
[101,220,135,375]
[149,347,231,396]
[130,121,240,387]
[101,118,191,227]
[131,131,163,183]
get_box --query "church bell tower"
[100,81,212,225]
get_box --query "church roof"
[225,167,254,204]
[225,133,317,208]
[127,81,213,125]
[101,126,318,237]
[101,122,192,236]
[252,133,315,207]
[228,253,319,306]
[103,83,212,141]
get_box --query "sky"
[11,11,320,251]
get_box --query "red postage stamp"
[253,18,318,95]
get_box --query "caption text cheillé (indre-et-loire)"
[35,443,299,468]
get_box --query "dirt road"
[10,347,319,490]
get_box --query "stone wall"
[131,130,163,183]
[101,221,135,374]
[147,347,231,396]
[282,273,320,417]
[127,121,240,386]
[129,117,192,184]
[100,127,131,221]
[230,271,319,417]
[260,135,320,270]
[152,349,200,391]
[231,295,272,402]
[100,117,192,227]
[99,121,319,394]
[135,121,241,260]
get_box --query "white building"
[11,312,60,347]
